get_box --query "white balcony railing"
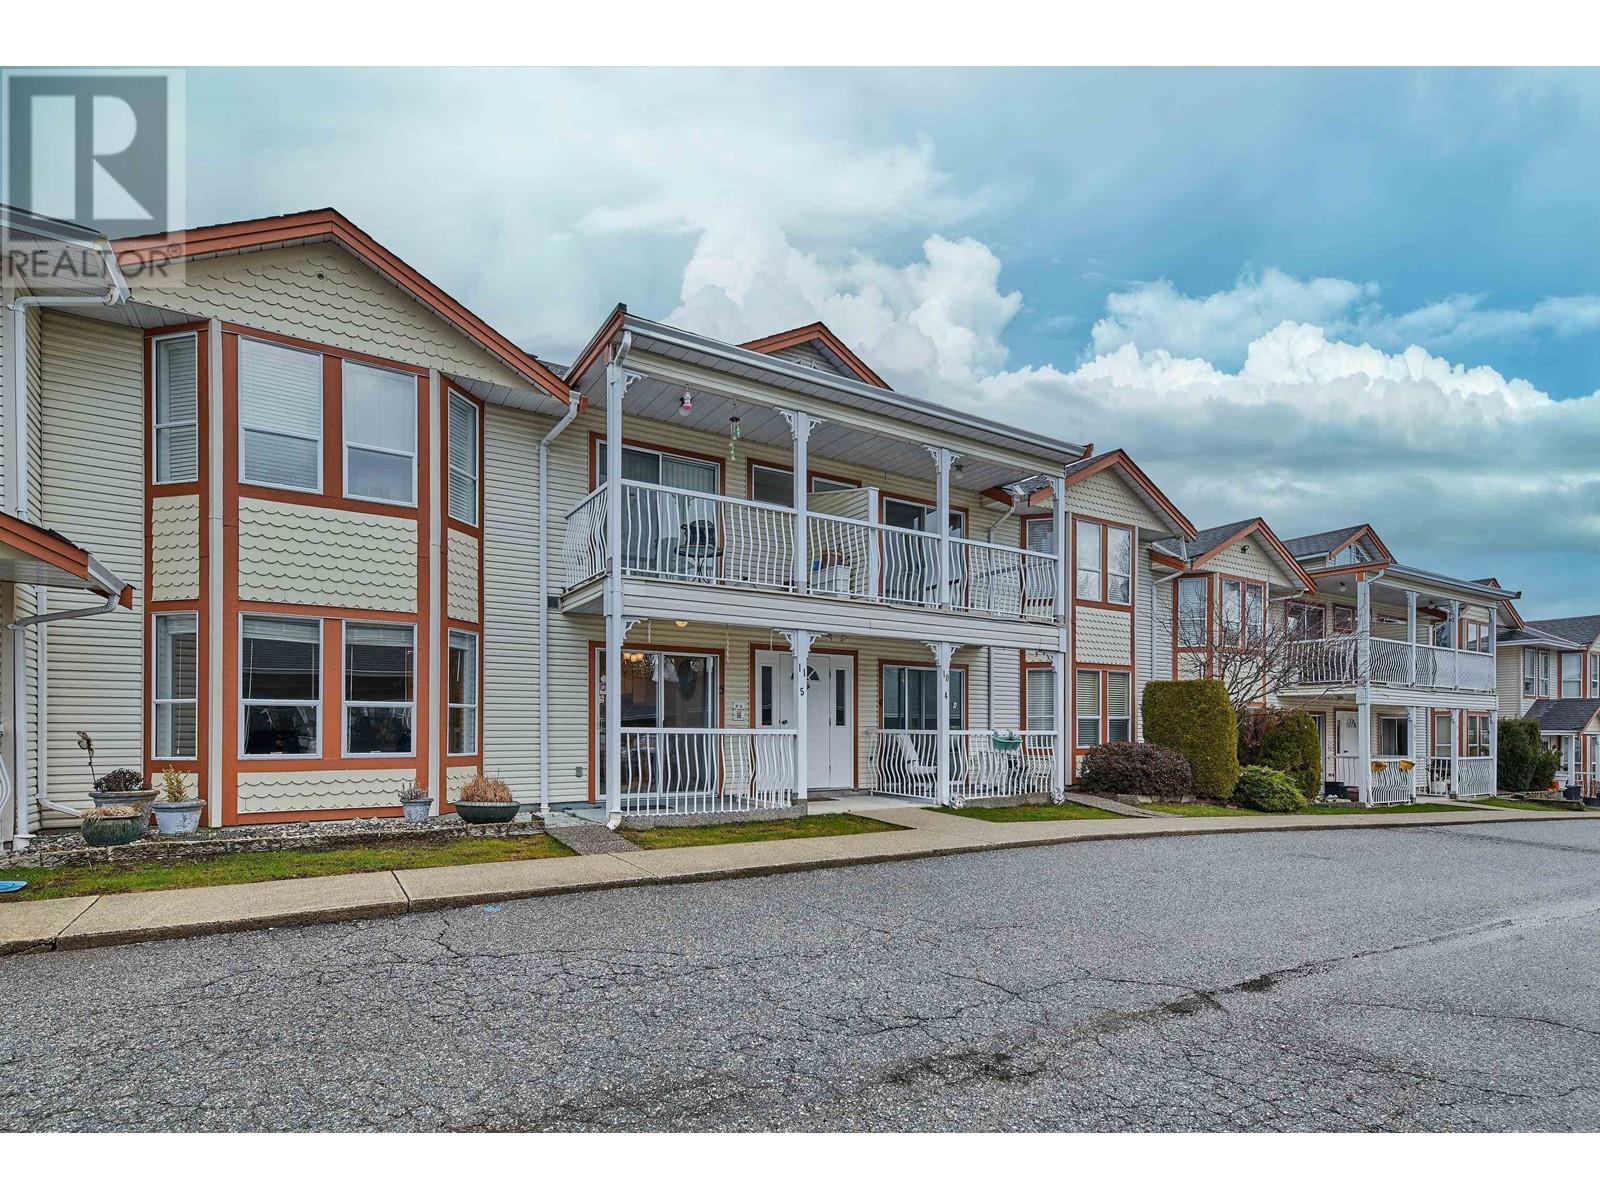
[1369,757,1417,805]
[565,480,1058,619]
[613,728,798,816]
[869,728,1057,804]
[1456,756,1495,798]
[1285,635,1495,693]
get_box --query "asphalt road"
[4,819,1600,1131]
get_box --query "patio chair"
[675,518,722,579]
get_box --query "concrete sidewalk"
[2,803,1593,955]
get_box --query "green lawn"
[622,812,900,849]
[1138,801,1245,817]
[936,802,1122,822]
[1467,796,1583,812]
[1304,803,1466,815]
[0,834,573,903]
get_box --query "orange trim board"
[0,511,131,605]
[741,322,891,390]
[114,208,572,403]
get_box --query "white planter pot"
[152,799,204,836]
[402,798,433,824]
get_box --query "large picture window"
[241,616,320,756]
[447,630,479,755]
[153,334,198,484]
[343,361,417,504]
[447,390,479,524]
[239,337,322,492]
[881,664,964,731]
[344,622,415,755]
[1075,521,1132,605]
[153,612,198,758]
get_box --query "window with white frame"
[749,463,855,506]
[241,615,320,756]
[1177,576,1209,646]
[1286,599,1325,642]
[447,629,479,755]
[1106,526,1132,604]
[447,390,479,524]
[1591,653,1599,697]
[153,334,198,484]
[239,338,322,491]
[1025,665,1055,731]
[153,612,197,758]
[1106,671,1132,743]
[343,361,417,504]
[1075,521,1102,602]
[1562,652,1583,698]
[344,622,415,755]
[1523,649,1539,696]
[1024,516,1054,555]
[1075,669,1100,747]
[881,665,964,730]
[1541,651,1554,696]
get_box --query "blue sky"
[183,67,1599,616]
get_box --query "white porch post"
[603,349,634,825]
[786,411,816,594]
[1053,475,1072,781]
[785,629,815,802]
[1488,605,1498,657]
[1356,577,1373,803]
[1406,706,1418,798]
[1050,650,1068,798]
[1450,707,1462,797]
[927,640,955,806]
[1052,475,1069,625]
[1405,589,1418,685]
[865,486,882,601]
[928,447,957,609]
[1449,599,1462,689]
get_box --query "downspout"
[983,489,1022,729]
[536,387,582,819]
[3,235,129,850]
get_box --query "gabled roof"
[1283,523,1395,565]
[741,322,890,390]
[112,209,570,401]
[1524,698,1600,735]
[1027,449,1197,539]
[1499,626,1583,650]
[1151,517,1317,592]
[1526,615,1600,650]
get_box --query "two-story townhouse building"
[1497,614,1600,796]
[1,208,576,846]
[1142,513,1522,804]
[556,312,1197,823]
[3,205,1209,842]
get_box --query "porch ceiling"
[572,315,1085,490]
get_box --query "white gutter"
[536,388,582,818]
[3,232,129,850]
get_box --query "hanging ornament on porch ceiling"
[727,411,743,461]
[678,389,693,415]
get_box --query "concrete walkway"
[2,803,1593,955]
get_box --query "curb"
[4,808,1594,955]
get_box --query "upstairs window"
[239,338,322,492]
[1107,527,1132,604]
[448,390,479,524]
[1286,600,1325,642]
[153,334,198,484]
[343,361,417,505]
[1561,652,1583,698]
[1177,577,1209,647]
[1523,649,1538,696]
[1591,654,1599,697]
[1075,521,1131,605]
[1075,521,1102,601]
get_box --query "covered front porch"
[1292,696,1497,805]
[570,616,1067,824]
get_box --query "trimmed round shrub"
[1232,765,1305,813]
[1078,742,1192,797]
[1143,679,1240,799]
[1531,746,1562,791]
[1497,718,1541,792]
[1239,709,1322,799]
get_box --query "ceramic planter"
[401,796,433,824]
[81,814,145,847]
[152,799,204,836]
[90,788,159,818]
[455,800,519,825]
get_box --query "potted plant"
[454,774,519,824]
[991,729,1023,751]
[398,783,433,824]
[152,766,204,836]
[78,731,158,815]
[81,805,145,848]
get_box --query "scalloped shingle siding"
[150,493,200,600]
[238,497,416,611]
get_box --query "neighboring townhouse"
[1,208,575,845]
[1497,614,1600,795]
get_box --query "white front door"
[1335,711,1360,784]
[755,650,855,789]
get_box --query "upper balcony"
[562,478,1059,621]
[1283,633,1497,694]
[558,312,1086,639]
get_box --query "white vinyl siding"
[239,337,322,492]
[448,390,479,524]
[343,360,416,505]
[152,333,198,483]
[153,611,198,759]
